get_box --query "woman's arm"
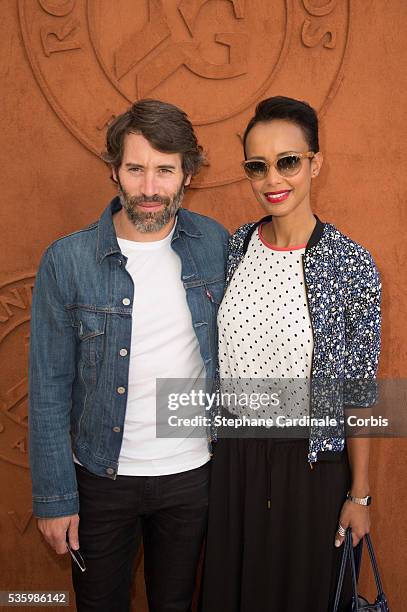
[335,244,381,547]
[347,434,370,497]
[335,435,371,547]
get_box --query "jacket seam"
[33,492,78,502]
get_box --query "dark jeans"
[72,462,209,612]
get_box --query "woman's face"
[244,119,323,218]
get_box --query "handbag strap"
[332,530,387,612]
[348,531,361,611]
[332,529,359,612]
[332,533,347,612]
[364,533,385,597]
[345,529,359,612]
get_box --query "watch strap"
[346,491,372,506]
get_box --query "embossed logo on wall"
[0,275,36,470]
[19,0,350,187]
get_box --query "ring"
[337,524,346,537]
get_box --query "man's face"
[114,133,190,233]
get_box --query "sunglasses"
[242,152,315,180]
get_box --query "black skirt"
[200,437,352,612]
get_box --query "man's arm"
[29,246,79,552]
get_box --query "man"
[29,99,229,611]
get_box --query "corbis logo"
[19,0,350,187]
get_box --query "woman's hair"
[102,99,205,177]
[243,96,319,157]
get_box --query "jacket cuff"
[343,379,378,407]
[33,493,79,518]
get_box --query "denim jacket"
[225,216,381,463]
[29,197,229,518]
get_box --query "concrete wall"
[0,0,405,609]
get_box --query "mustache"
[128,194,171,206]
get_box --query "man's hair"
[243,96,319,157]
[102,99,205,177]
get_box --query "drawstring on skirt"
[262,439,276,510]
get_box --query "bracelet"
[346,491,372,506]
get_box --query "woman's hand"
[334,500,370,547]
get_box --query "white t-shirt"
[218,226,313,420]
[116,223,209,475]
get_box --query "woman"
[200,97,381,612]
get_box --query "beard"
[117,179,185,233]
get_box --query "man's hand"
[37,514,79,554]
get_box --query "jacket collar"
[172,208,203,239]
[242,214,325,254]
[96,197,203,263]
[306,215,325,251]
[96,197,122,264]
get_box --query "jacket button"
[119,348,128,357]
[113,426,121,433]
[106,468,115,475]
[117,386,126,395]
[122,298,131,306]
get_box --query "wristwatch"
[346,491,372,506]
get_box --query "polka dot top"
[218,225,314,419]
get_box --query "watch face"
[366,496,372,506]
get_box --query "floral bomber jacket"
[223,215,381,463]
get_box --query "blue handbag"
[332,530,390,612]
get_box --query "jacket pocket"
[70,307,107,366]
[204,278,225,307]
